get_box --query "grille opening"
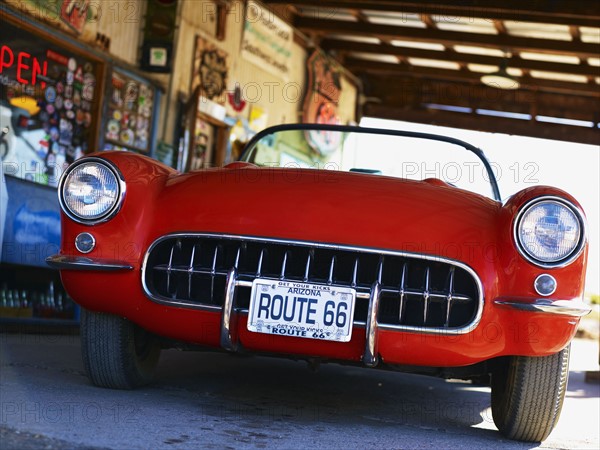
[354,297,369,322]
[143,235,481,330]
[448,301,475,328]
[379,294,399,323]
[235,286,251,310]
[356,253,381,287]
[425,300,445,327]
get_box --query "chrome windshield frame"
[240,123,502,202]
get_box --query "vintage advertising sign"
[302,51,343,155]
[240,0,293,80]
[5,0,91,34]
[60,0,91,34]
[191,35,229,105]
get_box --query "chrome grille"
[142,234,482,332]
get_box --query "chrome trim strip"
[141,232,485,333]
[220,267,239,351]
[495,298,591,317]
[363,281,381,367]
[142,299,222,312]
[513,196,587,269]
[57,157,127,226]
[46,254,133,271]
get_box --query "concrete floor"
[0,333,598,449]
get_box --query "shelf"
[0,317,79,327]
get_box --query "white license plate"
[247,279,356,342]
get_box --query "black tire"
[491,345,570,442]
[80,309,161,389]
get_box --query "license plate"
[247,279,356,342]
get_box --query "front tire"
[80,309,161,389]
[491,345,570,442]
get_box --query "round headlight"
[59,159,124,224]
[515,197,585,267]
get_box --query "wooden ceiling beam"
[348,9,407,64]
[345,58,600,97]
[322,39,599,77]
[363,104,600,146]
[363,77,600,121]
[569,25,582,42]
[264,1,600,27]
[349,8,368,22]
[365,76,599,108]
[295,17,600,58]
[493,20,507,35]
[420,14,436,29]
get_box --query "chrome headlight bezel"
[58,157,126,225]
[513,196,586,268]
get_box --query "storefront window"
[1,21,101,186]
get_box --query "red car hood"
[153,167,502,264]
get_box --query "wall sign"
[191,35,229,105]
[302,51,343,155]
[140,0,177,72]
[240,0,293,81]
[5,0,91,34]
[60,0,91,34]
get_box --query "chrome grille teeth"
[398,262,407,323]
[303,249,314,282]
[423,267,430,324]
[445,267,455,327]
[279,251,289,280]
[351,257,359,288]
[327,256,336,285]
[256,249,264,278]
[187,245,197,299]
[144,235,481,332]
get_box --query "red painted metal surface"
[58,151,587,368]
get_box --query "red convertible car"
[48,124,590,442]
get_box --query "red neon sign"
[0,45,48,88]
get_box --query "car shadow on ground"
[151,349,536,447]
[7,334,593,448]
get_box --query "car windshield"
[241,124,501,201]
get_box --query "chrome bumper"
[218,273,381,367]
[46,254,133,271]
[495,298,591,317]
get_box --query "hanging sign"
[240,0,293,81]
